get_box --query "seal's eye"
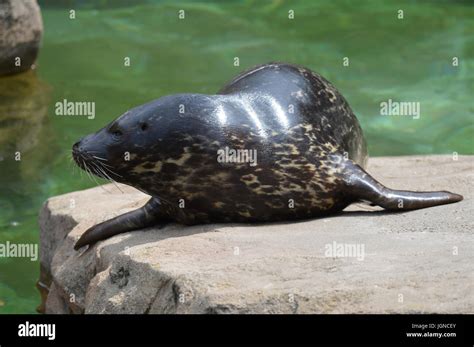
[140,123,148,131]
[112,130,123,138]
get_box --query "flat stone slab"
[39,155,474,313]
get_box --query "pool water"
[0,0,472,313]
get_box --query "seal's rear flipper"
[342,159,463,211]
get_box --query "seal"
[72,62,463,250]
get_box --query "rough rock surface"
[39,155,474,314]
[0,0,43,76]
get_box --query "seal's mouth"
[73,147,100,179]
[72,141,123,184]
[72,143,107,180]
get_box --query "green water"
[0,0,472,313]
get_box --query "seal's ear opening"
[140,122,149,131]
[342,159,463,211]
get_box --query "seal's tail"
[343,159,463,210]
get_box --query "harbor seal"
[72,62,463,250]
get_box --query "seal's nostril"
[73,141,82,152]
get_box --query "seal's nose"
[72,141,81,152]
[73,139,87,154]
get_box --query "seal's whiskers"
[90,161,124,193]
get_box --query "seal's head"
[72,94,214,191]
[72,96,178,184]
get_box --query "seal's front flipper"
[342,159,463,211]
[74,197,169,251]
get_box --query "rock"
[39,155,474,313]
[44,283,69,314]
[0,70,50,158]
[0,0,43,76]
[0,70,50,231]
